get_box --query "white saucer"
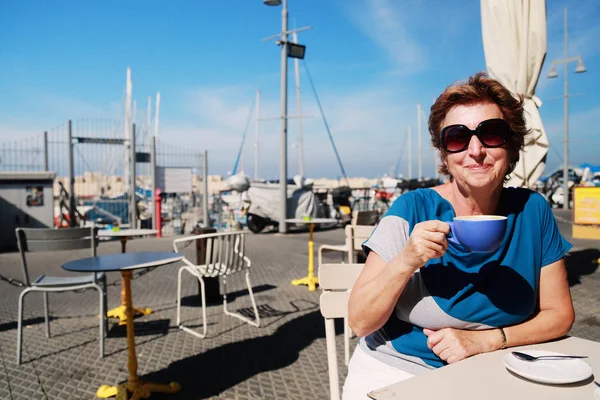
[594,388,600,400]
[503,350,592,384]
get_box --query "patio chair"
[317,224,376,266]
[15,227,107,365]
[318,224,375,366]
[173,231,260,339]
[319,263,364,400]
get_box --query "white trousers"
[343,345,415,400]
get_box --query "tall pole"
[67,120,76,227]
[124,68,132,198]
[130,124,137,228]
[417,104,422,180]
[43,131,49,171]
[254,90,260,181]
[203,150,210,228]
[292,32,305,178]
[151,136,157,230]
[279,0,289,233]
[562,8,569,210]
[407,125,412,179]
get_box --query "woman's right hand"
[400,220,450,271]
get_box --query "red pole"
[155,189,162,238]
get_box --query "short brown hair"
[429,72,528,179]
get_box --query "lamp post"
[263,0,309,233]
[547,8,586,210]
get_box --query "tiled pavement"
[0,213,598,400]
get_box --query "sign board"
[157,167,193,193]
[135,152,151,163]
[573,186,600,225]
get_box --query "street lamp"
[547,8,586,210]
[263,0,310,233]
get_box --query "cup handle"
[445,221,460,246]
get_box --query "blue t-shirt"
[360,188,572,374]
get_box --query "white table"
[98,229,158,324]
[286,218,338,291]
[369,336,600,400]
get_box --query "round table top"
[98,229,158,238]
[62,252,183,272]
[285,218,339,224]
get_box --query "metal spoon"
[511,351,588,361]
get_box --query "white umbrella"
[481,0,549,188]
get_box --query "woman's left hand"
[423,328,498,364]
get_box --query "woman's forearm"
[348,254,416,337]
[502,307,574,349]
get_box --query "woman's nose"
[466,135,485,158]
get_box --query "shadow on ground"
[565,248,600,286]
[143,304,342,399]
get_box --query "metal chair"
[15,227,107,365]
[319,263,364,400]
[173,231,260,339]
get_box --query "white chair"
[319,263,364,400]
[15,227,107,365]
[173,231,260,338]
[318,224,375,367]
[318,224,376,267]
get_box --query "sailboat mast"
[417,103,422,180]
[154,92,161,138]
[124,68,132,197]
[255,89,260,181]
[407,125,412,179]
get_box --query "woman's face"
[442,102,509,191]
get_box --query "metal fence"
[0,119,209,235]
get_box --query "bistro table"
[98,229,158,324]
[369,336,600,400]
[63,251,184,400]
[286,218,338,291]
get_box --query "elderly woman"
[344,73,574,399]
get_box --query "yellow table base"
[292,222,319,291]
[98,270,180,399]
[291,275,319,292]
[107,305,152,326]
[97,381,181,399]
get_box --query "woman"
[344,73,574,399]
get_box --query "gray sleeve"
[363,216,411,263]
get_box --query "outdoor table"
[63,251,184,399]
[286,218,338,291]
[98,229,158,324]
[369,336,600,400]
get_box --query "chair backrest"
[344,224,375,263]
[319,263,364,318]
[16,227,98,286]
[351,210,380,226]
[173,231,250,276]
[319,263,364,400]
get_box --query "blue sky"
[0,0,598,180]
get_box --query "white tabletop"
[285,218,338,224]
[369,336,600,400]
[98,229,158,238]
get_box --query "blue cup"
[446,215,507,253]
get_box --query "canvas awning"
[481,0,549,188]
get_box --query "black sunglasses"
[440,118,511,153]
